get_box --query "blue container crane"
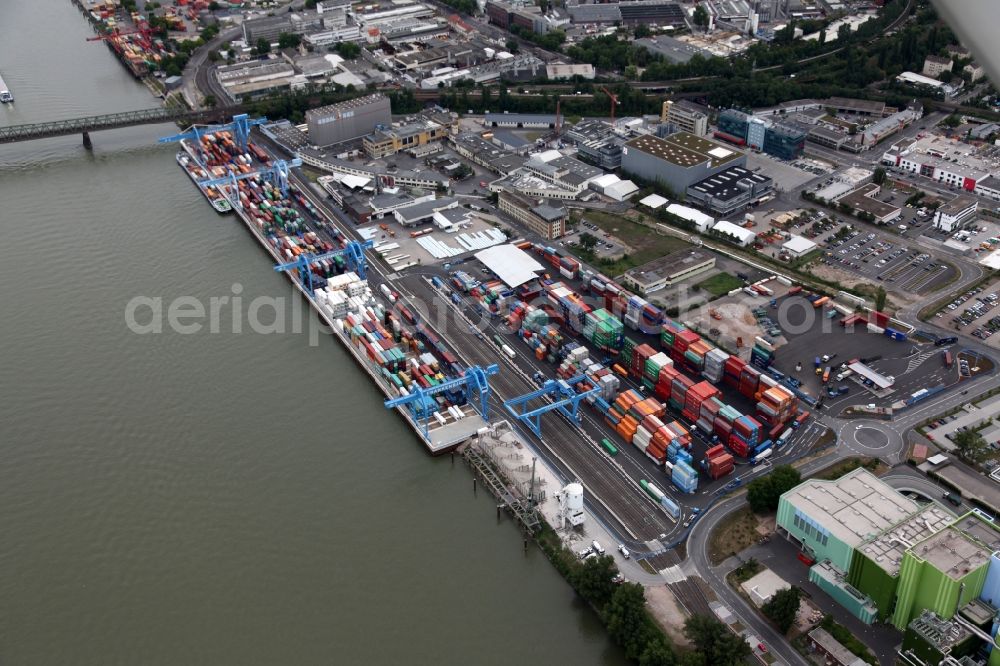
[202,158,303,201]
[503,374,600,437]
[384,364,500,442]
[158,113,266,152]
[273,239,375,294]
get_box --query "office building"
[497,189,567,239]
[685,165,773,216]
[306,94,392,148]
[621,132,746,192]
[716,109,805,159]
[661,100,708,137]
[619,249,715,295]
[933,194,978,232]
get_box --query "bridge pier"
[82,131,92,150]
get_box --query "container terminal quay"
[162,111,888,558]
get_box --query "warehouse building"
[362,117,451,158]
[484,113,557,129]
[777,468,1000,631]
[497,189,567,239]
[619,249,715,295]
[710,220,756,246]
[836,183,902,224]
[306,94,392,148]
[685,166,773,217]
[621,132,746,193]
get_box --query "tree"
[954,429,990,464]
[639,639,676,666]
[762,586,801,634]
[204,94,217,108]
[505,38,519,54]
[939,69,955,83]
[336,41,361,59]
[873,167,887,185]
[277,32,301,49]
[254,37,271,55]
[208,1,220,9]
[942,113,962,128]
[874,286,887,312]
[693,5,709,29]
[571,554,618,607]
[227,46,236,59]
[683,615,751,665]
[747,465,801,513]
[579,232,599,252]
[606,583,657,660]
[634,23,652,38]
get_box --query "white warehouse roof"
[712,220,756,244]
[606,179,638,200]
[782,235,817,255]
[474,244,545,288]
[591,173,621,189]
[531,149,562,163]
[667,203,714,229]
[640,194,668,209]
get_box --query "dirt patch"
[645,585,692,648]
[708,507,761,565]
[807,263,919,309]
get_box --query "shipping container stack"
[544,282,591,335]
[723,355,747,390]
[683,339,713,374]
[671,329,702,372]
[755,385,797,428]
[728,415,762,458]
[643,352,672,391]
[630,343,657,379]
[681,380,720,424]
[702,347,728,383]
[750,336,775,369]
[534,244,581,280]
[450,271,479,293]
[583,308,624,353]
[669,460,699,494]
[469,280,513,316]
[701,444,735,480]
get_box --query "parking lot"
[817,227,955,294]
[933,280,1000,347]
[563,220,627,260]
[746,152,827,191]
[767,294,953,406]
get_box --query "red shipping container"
[705,444,726,460]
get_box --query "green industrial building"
[777,468,1000,651]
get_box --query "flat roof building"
[782,235,817,258]
[485,113,557,129]
[497,189,567,239]
[837,183,902,224]
[306,94,392,148]
[933,194,978,232]
[635,36,713,64]
[825,97,886,117]
[619,249,716,295]
[661,99,708,137]
[685,165,773,217]
[622,132,746,192]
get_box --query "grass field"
[708,506,760,565]
[697,272,743,297]
[581,210,690,276]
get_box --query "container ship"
[172,125,488,453]
[175,150,232,214]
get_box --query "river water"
[0,2,626,664]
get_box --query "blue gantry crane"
[504,375,600,437]
[384,364,500,442]
[273,239,375,295]
[202,158,303,201]
[158,113,267,152]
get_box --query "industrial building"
[661,100,709,137]
[619,249,716,295]
[634,36,713,64]
[825,97,887,117]
[685,166,773,217]
[836,184,902,224]
[215,60,296,100]
[564,119,623,170]
[782,235,817,258]
[241,11,324,43]
[484,113,557,129]
[485,1,549,34]
[306,94,392,148]
[497,189,567,239]
[882,135,996,191]
[710,220,756,246]
[393,196,460,227]
[546,64,595,80]
[715,109,806,160]
[933,194,979,232]
[896,71,961,97]
[621,132,746,193]
[777,468,1000,635]
[362,117,451,158]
